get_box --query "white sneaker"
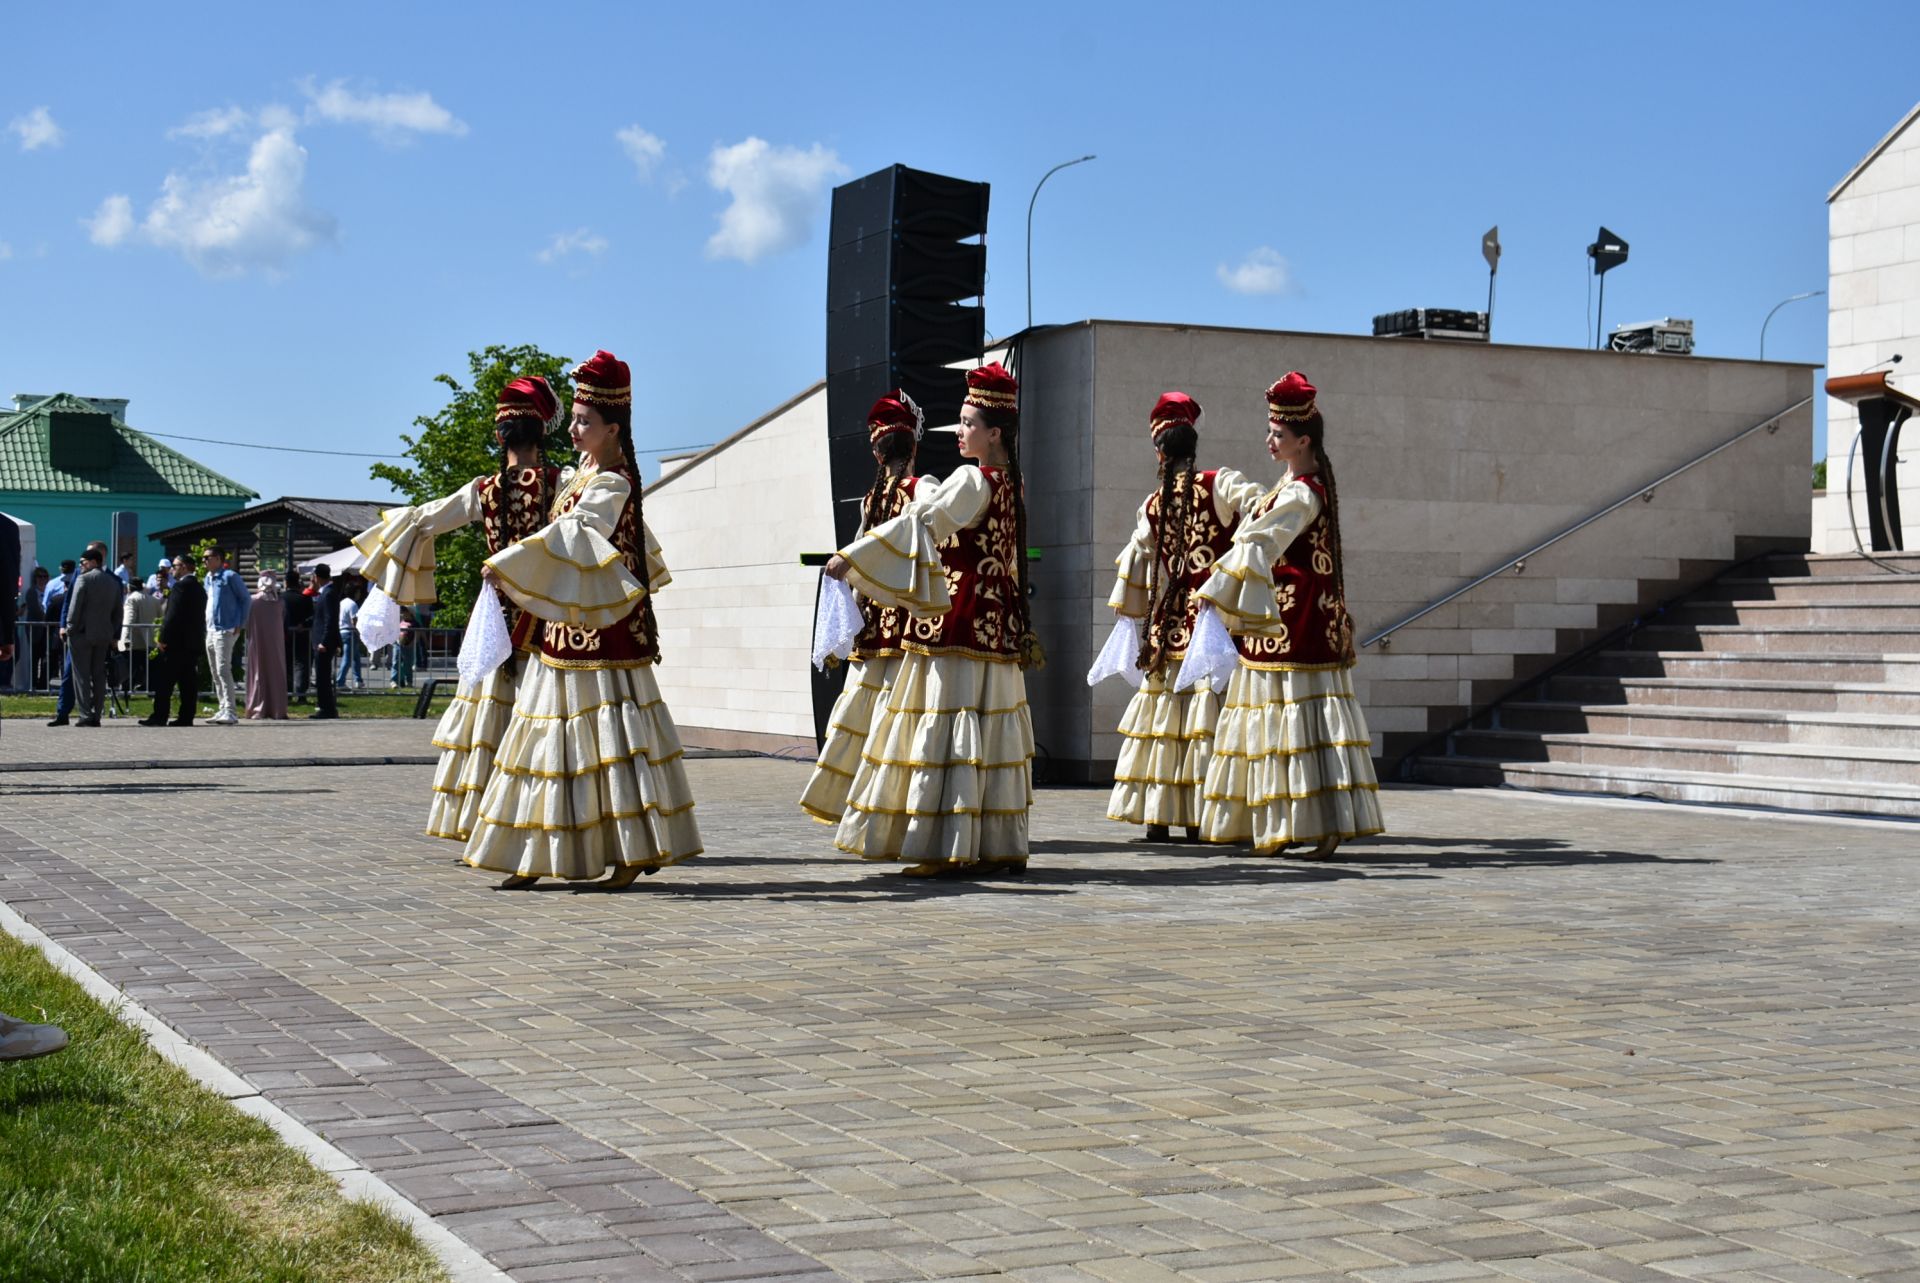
[210,711,238,725]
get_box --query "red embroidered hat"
[571,350,631,408]
[1149,391,1202,440]
[868,389,923,444]
[964,362,1018,411]
[495,375,559,424]
[1266,371,1317,424]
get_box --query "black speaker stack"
[813,165,990,745]
[824,164,990,547]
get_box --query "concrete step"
[1544,674,1920,716]
[1671,599,1920,628]
[1765,551,1920,577]
[1444,728,1920,787]
[1628,624,1920,655]
[1496,701,1920,750]
[1411,756,1920,819]
[1705,574,1920,604]
[1584,650,1920,683]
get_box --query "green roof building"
[0,393,257,573]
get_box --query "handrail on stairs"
[1363,395,1814,651]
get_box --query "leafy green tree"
[1812,460,1827,490]
[370,344,574,627]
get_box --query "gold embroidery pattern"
[1310,523,1334,576]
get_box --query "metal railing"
[1364,395,1813,651]
[4,620,468,697]
[1843,418,1915,572]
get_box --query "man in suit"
[308,562,341,719]
[61,543,123,727]
[143,552,207,727]
[284,569,313,704]
[44,557,78,725]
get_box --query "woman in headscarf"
[244,570,289,720]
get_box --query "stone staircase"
[1410,551,1920,818]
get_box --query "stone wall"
[1021,323,1814,780]
[637,324,1813,779]
[644,387,833,752]
[1824,107,1920,554]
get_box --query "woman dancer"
[1106,392,1262,841]
[1194,372,1384,857]
[353,375,562,841]
[799,390,924,824]
[465,350,702,888]
[824,363,1037,876]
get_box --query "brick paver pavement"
[3,721,1918,1282]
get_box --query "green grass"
[0,933,450,1283]
[0,691,454,720]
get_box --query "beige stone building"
[645,321,1814,784]
[1822,100,1920,552]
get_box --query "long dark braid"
[605,409,651,602]
[498,416,550,538]
[989,407,1042,670]
[863,432,917,531]
[1301,410,1352,661]
[1138,424,1198,673]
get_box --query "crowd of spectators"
[7,544,432,724]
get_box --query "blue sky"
[1,1,1905,503]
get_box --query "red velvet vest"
[480,466,560,649]
[1233,473,1355,671]
[1142,468,1239,669]
[851,475,919,661]
[904,465,1023,662]
[530,463,660,669]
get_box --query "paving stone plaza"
[3,720,1918,1283]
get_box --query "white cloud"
[536,228,609,265]
[92,128,336,277]
[168,106,255,141]
[1217,246,1297,296]
[9,106,63,151]
[0,240,13,261]
[617,125,666,181]
[301,78,467,142]
[705,137,847,264]
[86,195,135,246]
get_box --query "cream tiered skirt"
[834,652,1033,866]
[1200,664,1384,853]
[1107,670,1220,829]
[800,655,902,825]
[463,660,702,879]
[425,661,520,842]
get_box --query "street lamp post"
[1760,290,1825,360]
[1026,154,1096,333]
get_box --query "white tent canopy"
[1,511,33,579]
[297,545,366,576]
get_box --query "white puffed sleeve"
[485,471,645,628]
[1107,497,1154,618]
[1210,466,1267,525]
[350,479,483,604]
[1193,479,1322,630]
[836,465,992,614]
